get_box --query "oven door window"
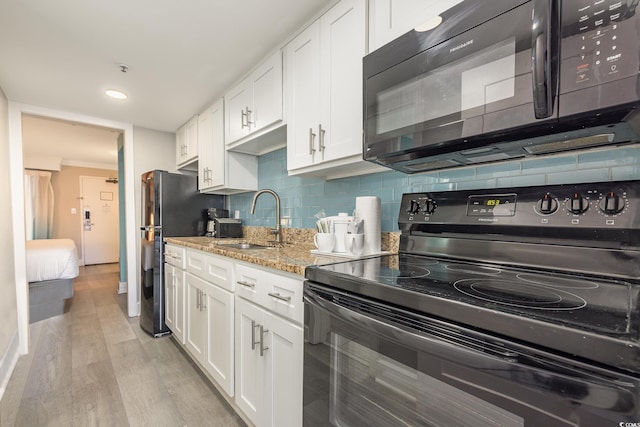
[364,2,546,158]
[325,333,522,427]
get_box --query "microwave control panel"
[560,0,639,92]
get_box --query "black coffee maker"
[206,208,242,238]
[206,208,228,237]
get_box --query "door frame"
[8,102,137,355]
[79,174,120,266]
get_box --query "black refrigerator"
[140,170,224,336]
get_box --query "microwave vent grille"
[405,159,461,172]
[524,133,615,155]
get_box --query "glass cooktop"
[306,254,637,337]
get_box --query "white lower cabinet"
[185,272,208,363]
[235,297,303,427]
[171,247,303,426]
[164,244,186,344]
[184,250,235,397]
[164,264,185,344]
[204,281,234,396]
[235,263,304,427]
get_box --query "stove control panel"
[399,180,640,234]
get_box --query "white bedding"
[26,239,79,283]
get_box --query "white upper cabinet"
[176,115,198,169]
[368,0,464,52]
[225,51,284,155]
[286,0,384,179]
[198,99,258,195]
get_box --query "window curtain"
[24,170,55,240]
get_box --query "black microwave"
[363,0,640,173]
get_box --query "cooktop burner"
[453,278,587,310]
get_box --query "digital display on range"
[467,194,517,216]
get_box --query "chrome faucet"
[250,189,281,243]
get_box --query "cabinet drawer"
[164,244,186,269]
[235,263,303,324]
[186,249,235,292]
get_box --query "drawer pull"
[268,292,291,303]
[237,280,255,288]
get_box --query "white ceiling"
[0,0,332,133]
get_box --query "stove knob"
[567,192,589,214]
[599,191,624,214]
[424,199,438,214]
[536,193,558,215]
[407,200,421,215]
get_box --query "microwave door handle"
[531,0,553,119]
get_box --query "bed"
[26,238,79,323]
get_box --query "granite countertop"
[164,227,400,277]
[164,236,344,276]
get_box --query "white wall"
[132,126,177,309]
[0,86,19,399]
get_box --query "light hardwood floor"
[0,263,246,427]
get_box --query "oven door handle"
[304,287,636,413]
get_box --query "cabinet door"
[173,268,185,344]
[185,273,206,363]
[264,314,303,427]
[204,283,235,397]
[198,100,225,191]
[225,80,252,144]
[185,115,198,163]
[286,20,322,170]
[235,297,265,426]
[164,264,176,333]
[251,51,283,132]
[320,0,366,162]
[368,0,463,52]
[175,125,187,166]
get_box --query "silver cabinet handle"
[267,292,291,303]
[319,124,326,152]
[259,325,269,357]
[241,109,248,128]
[245,107,254,126]
[237,280,255,288]
[196,289,201,310]
[251,320,259,350]
[309,128,316,155]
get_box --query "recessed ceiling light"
[415,15,443,32]
[105,89,127,100]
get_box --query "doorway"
[80,175,120,265]
[8,102,137,356]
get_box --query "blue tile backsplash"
[229,146,640,232]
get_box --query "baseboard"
[117,281,128,294]
[0,331,20,402]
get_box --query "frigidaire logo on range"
[450,39,473,53]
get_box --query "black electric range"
[306,180,640,374]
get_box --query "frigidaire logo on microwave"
[449,39,473,53]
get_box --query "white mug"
[344,233,365,256]
[314,233,335,253]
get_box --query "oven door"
[363,0,557,169]
[303,283,640,427]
